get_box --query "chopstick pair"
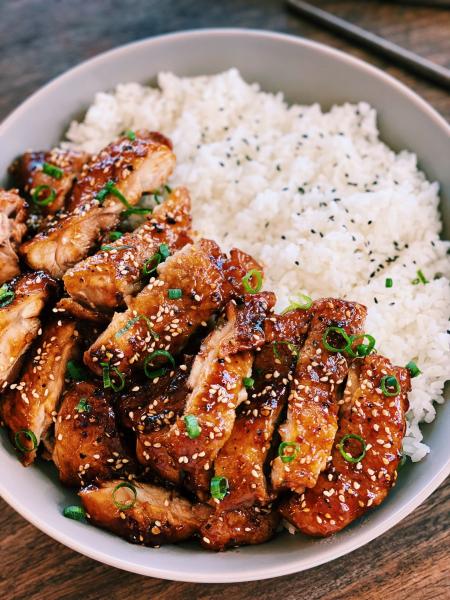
[286,0,450,90]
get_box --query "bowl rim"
[0,27,449,583]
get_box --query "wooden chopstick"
[286,0,450,89]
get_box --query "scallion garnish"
[143,350,175,379]
[164,185,172,194]
[142,244,171,276]
[112,482,137,510]
[380,375,401,397]
[42,162,63,179]
[338,433,366,463]
[63,505,86,521]
[242,269,263,294]
[272,341,299,360]
[385,278,393,288]
[210,476,228,500]
[184,414,201,439]
[66,360,88,382]
[100,244,132,252]
[243,377,255,389]
[405,360,421,378]
[14,429,38,453]
[350,333,376,357]
[0,283,14,308]
[125,130,136,141]
[32,184,56,206]
[412,269,429,285]
[75,397,90,413]
[159,243,170,259]
[101,362,125,392]
[278,441,299,463]
[168,288,182,300]
[281,293,313,314]
[109,231,123,241]
[322,326,352,353]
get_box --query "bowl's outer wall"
[0,30,449,583]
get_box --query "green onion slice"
[14,429,38,453]
[159,243,170,259]
[75,397,90,413]
[322,326,352,353]
[380,375,401,397]
[210,476,228,500]
[168,288,182,300]
[350,333,376,357]
[125,130,136,141]
[101,362,125,392]
[66,360,89,381]
[144,350,175,379]
[164,185,172,194]
[338,433,366,463]
[412,269,429,285]
[115,314,159,341]
[278,441,299,463]
[243,376,255,389]
[281,293,313,314]
[242,269,263,294]
[96,180,131,208]
[405,360,421,378]
[100,244,132,252]
[184,414,201,439]
[32,184,56,206]
[109,231,123,241]
[63,505,86,521]
[112,482,137,510]
[272,341,299,360]
[385,278,393,288]
[42,162,63,179]
[0,283,14,308]
[142,253,161,275]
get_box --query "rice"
[64,69,450,462]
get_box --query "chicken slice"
[0,189,28,284]
[0,272,56,389]
[80,480,211,546]
[63,186,192,312]
[271,298,367,494]
[199,506,279,551]
[20,131,175,277]
[279,355,410,536]
[1,319,79,465]
[151,293,274,499]
[9,148,88,214]
[52,381,135,487]
[56,297,110,324]
[84,239,254,376]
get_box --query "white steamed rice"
[64,69,450,461]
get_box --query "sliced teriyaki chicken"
[280,355,410,536]
[20,131,175,277]
[52,381,135,487]
[63,186,192,312]
[9,148,88,214]
[0,272,56,389]
[85,239,261,376]
[150,293,275,499]
[1,319,79,465]
[56,297,110,324]
[199,506,279,551]
[271,298,367,494]
[0,189,28,284]
[118,356,194,481]
[80,480,211,546]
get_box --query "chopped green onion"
[338,433,366,463]
[75,397,90,413]
[122,207,153,216]
[184,415,201,439]
[351,333,376,357]
[125,130,136,141]
[100,244,132,252]
[66,360,89,382]
[142,253,161,275]
[159,243,170,259]
[144,350,176,379]
[210,476,228,500]
[322,326,351,353]
[405,360,421,378]
[242,269,263,294]
[14,429,38,453]
[115,315,159,340]
[42,162,63,179]
[412,269,429,285]
[144,367,167,380]
[281,293,313,314]
[168,288,182,300]
[112,482,137,510]
[96,180,131,208]
[100,362,125,392]
[164,185,172,194]
[32,184,56,206]
[109,231,123,241]
[380,375,401,397]
[385,278,393,288]
[243,377,255,389]
[63,506,86,521]
[278,441,299,463]
[0,283,14,308]
[272,341,299,360]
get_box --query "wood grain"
[0,1,449,598]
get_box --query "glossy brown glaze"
[280,355,410,536]
[0,188,28,284]
[56,297,110,323]
[271,298,367,494]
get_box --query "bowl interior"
[0,29,449,583]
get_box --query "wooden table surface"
[0,1,448,599]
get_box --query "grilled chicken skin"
[85,239,258,376]
[63,186,192,312]
[80,480,211,546]
[280,355,410,536]
[1,319,79,465]
[52,381,135,487]
[0,272,56,389]
[56,297,110,324]
[271,298,367,494]
[9,148,88,215]
[20,131,175,278]
[0,189,28,284]
[151,293,274,498]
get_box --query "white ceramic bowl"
[0,29,449,583]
